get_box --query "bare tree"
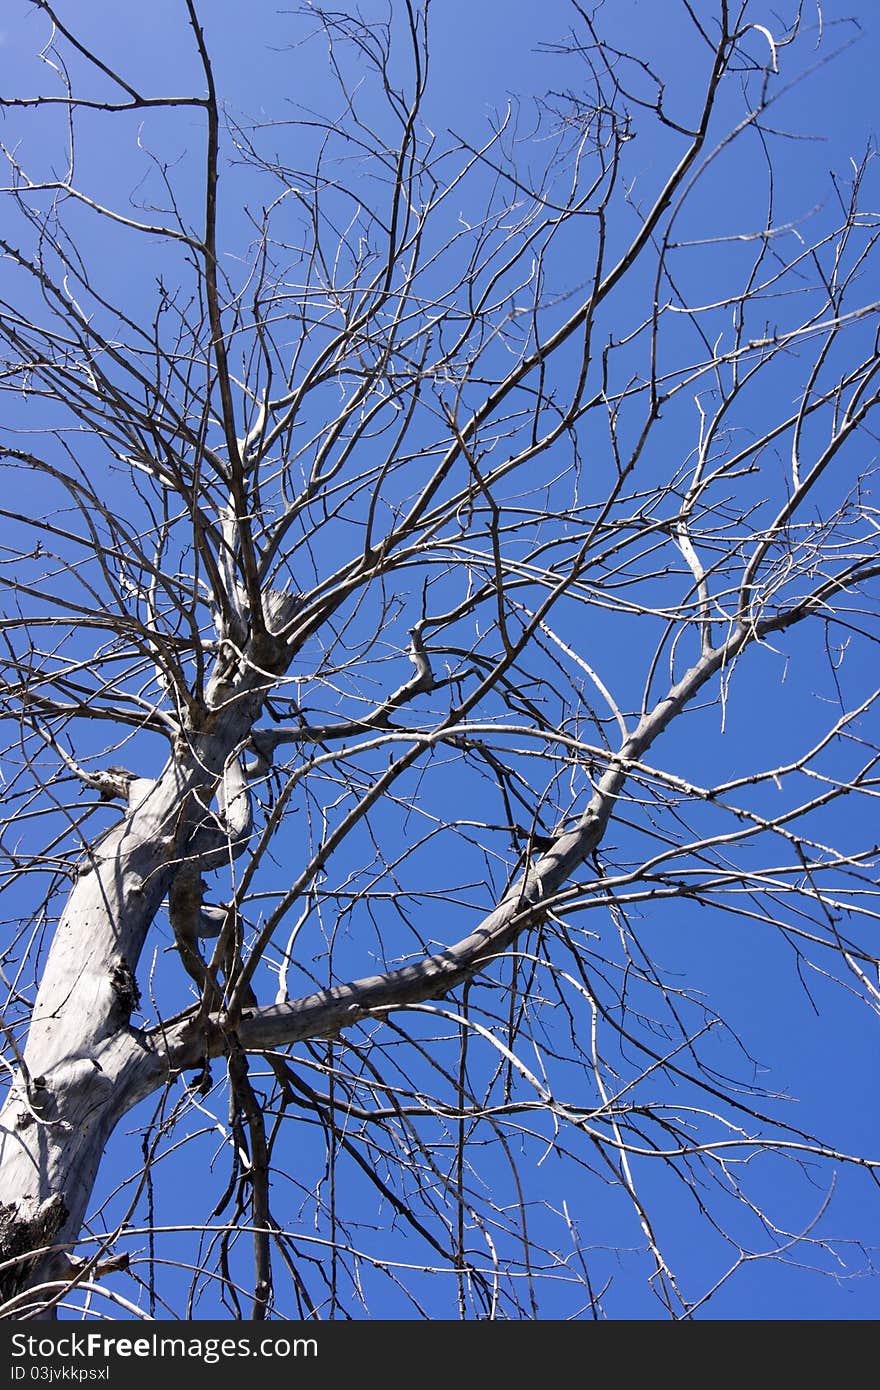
[0,0,878,1320]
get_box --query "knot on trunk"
[261,587,300,638]
[0,1194,68,1304]
[110,959,141,1020]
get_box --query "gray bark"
[0,629,288,1315]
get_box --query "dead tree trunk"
[0,626,292,1314]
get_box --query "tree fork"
[0,631,292,1314]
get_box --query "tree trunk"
[0,633,289,1315]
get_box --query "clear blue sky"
[1,0,878,1320]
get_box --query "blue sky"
[1,0,879,1320]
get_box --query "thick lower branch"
[154,634,752,1073]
